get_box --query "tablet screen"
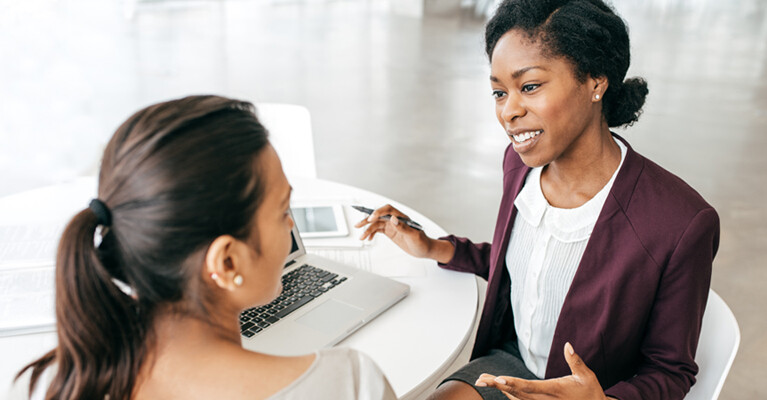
[292,206,338,233]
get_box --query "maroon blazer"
[439,134,719,400]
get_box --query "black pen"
[352,205,423,231]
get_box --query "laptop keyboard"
[239,264,347,338]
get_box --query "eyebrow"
[490,65,548,82]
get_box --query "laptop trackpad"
[296,299,365,334]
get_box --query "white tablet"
[291,204,349,238]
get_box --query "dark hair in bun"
[485,0,649,127]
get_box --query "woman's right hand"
[354,204,454,263]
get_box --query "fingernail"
[475,381,487,387]
[566,342,574,355]
[392,217,399,226]
[494,377,506,385]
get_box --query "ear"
[590,75,609,102]
[204,235,241,291]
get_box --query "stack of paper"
[0,223,63,336]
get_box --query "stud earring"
[210,272,219,281]
[233,274,244,287]
[595,94,600,100]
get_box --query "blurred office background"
[0,0,764,398]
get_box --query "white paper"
[306,237,426,278]
[300,201,429,278]
[0,223,62,336]
[0,224,62,269]
[0,265,56,335]
[307,247,373,272]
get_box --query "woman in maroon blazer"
[357,0,719,399]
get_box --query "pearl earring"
[233,274,244,287]
[595,94,600,100]
[210,272,219,281]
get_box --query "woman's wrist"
[427,238,455,264]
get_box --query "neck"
[541,127,621,208]
[152,303,242,348]
[133,303,247,399]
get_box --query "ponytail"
[16,95,271,398]
[18,209,146,399]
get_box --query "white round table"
[0,177,478,399]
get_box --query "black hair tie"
[89,199,112,227]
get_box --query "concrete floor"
[1,0,765,398]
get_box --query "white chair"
[685,290,740,400]
[255,103,317,179]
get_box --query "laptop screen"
[284,212,307,267]
[289,231,299,256]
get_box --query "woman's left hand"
[474,342,611,400]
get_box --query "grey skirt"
[440,341,540,400]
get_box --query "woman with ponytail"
[10,95,396,399]
[357,1,719,399]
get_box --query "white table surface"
[0,176,478,399]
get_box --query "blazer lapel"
[544,133,645,378]
[489,162,531,284]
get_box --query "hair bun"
[606,77,649,127]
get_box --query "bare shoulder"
[134,343,316,400]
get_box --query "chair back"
[685,290,740,399]
[255,103,317,179]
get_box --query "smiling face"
[490,29,606,168]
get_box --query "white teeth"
[512,130,542,143]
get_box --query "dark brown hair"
[17,95,271,399]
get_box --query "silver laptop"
[239,214,410,355]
